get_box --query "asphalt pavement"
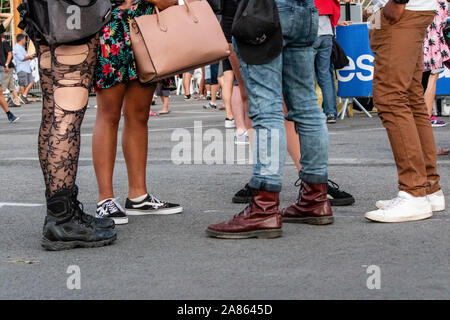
[0,95,448,299]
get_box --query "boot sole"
[41,235,117,251]
[283,216,334,225]
[206,228,282,239]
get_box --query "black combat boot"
[42,187,117,251]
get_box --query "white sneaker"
[376,189,445,212]
[234,131,249,145]
[366,191,432,223]
[225,118,235,128]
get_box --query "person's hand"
[337,21,352,26]
[4,65,9,72]
[382,0,406,24]
[146,0,178,10]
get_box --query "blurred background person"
[2,35,21,108]
[155,77,176,115]
[204,63,220,109]
[313,0,341,123]
[422,0,450,129]
[0,13,18,122]
[13,34,35,104]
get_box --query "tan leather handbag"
[130,0,231,84]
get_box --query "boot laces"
[72,198,94,228]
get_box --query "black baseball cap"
[231,0,283,65]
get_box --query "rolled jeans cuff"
[299,172,328,184]
[249,178,282,193]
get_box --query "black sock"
[6,111,11,116]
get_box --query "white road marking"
[0,202,44,209]
[80,124,220,136]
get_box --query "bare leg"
[283,103,302,171]
[12,90,20,105]
[122,81,156,199]
[24,82,34,96]
[222,70,234,119]
[218,76,224,94]
[211,84,219,105]
[228,43,251,130]
[424,73,439,117]
[159,95,170,113]
[93,83,127,202]
[183,73,192,96]
[231,85,247,134]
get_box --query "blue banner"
[336,23,374,98]
[336,23,450,97]
[436,68,450,96]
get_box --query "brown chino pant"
[370,10,439,197]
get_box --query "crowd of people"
[4,0,449,249]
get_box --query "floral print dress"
[94,0,153,91]
[423,0,450,72]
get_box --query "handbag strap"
[154,1,199,32]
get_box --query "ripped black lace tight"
[37,37,98,196]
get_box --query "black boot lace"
[71,197,94,228]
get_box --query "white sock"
[130,194,148,202]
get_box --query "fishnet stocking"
[36,37,99,196]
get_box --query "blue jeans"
[234,0,329,192]
[313,35,337,117]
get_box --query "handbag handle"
[154,1,199,33]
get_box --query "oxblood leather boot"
[281,182,333,225]
[206,189,282,239]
